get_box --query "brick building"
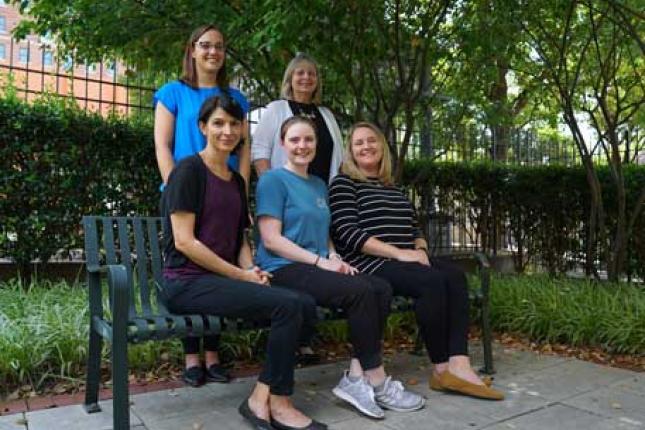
[0,1,138,116]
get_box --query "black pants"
[272,263,392,370]
[162,274,316,395]
[372,259,469,364]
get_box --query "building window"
[0,16,6,33]
[43,51,53,66]
[0,44,6,60]
[105,61,116,76]
[63,56,73,71]
[18,47,29,64]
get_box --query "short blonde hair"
[341,122,394,185]
[280,53,322,105]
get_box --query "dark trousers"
[182,334,219,355]
[272,263,392,370]
[372,259,469,364]
[162,274,316,395]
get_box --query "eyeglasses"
[196,41,225,52]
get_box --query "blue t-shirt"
[153,80,250,170]
[255,168,330,272]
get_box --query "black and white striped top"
[329,174,423,274]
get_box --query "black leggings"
[162,274,317,395]
[372,259,469,364]
[272,263,392,370]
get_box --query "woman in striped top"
[329,122,504,401]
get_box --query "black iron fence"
[0,38,158,117]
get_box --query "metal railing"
[0,38,157,117]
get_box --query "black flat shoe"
[182,366,205,387]
[238,398,274,430]
[205,363,231,383]
[271,417,328,430]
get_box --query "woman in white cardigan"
[252,53,343,184]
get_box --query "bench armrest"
[106,264,130,340]
[86,263,130,325]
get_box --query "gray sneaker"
[332,371,385,419]
[374,376,425,412]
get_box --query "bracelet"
[329,252,341,260]
[313,254,320,266]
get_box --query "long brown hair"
[179,25,228,89]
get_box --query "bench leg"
[83,326,102,413]
[480,298,495,375]
[111,329,130,429]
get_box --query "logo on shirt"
[316,197,327,209]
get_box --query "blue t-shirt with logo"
[153,80,250,171]
[255,168,330,272]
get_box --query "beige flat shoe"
[431,371,504,400]
[430,373,492,391]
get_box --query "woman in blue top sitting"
[255,116,425,420]
[161,95,325,430]
[154,24,250,386]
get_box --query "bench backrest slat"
[84,216,165,318]
[146,218,167,314]
[115,217,137,318]
[133,218,152,314]
[83,217,100,270]
[147,218,163,287]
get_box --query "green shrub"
[404,161,645,279]
[490,275,645,354]
[1,275,642,395]
[0,94,158,280]
[0,279,264,395]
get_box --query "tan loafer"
[430,373,493,392]
[432,371,504,400]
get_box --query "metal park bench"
[81,215,494,430]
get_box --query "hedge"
[1,94,644,279]
[0,94,159,278]
[404,160,645,279]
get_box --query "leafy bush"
[2,93,643,281]
[0,279,273,395]
[0,94,158,279]
[490,275,645,354]
[2,276,642,395]
[404,161,645,279]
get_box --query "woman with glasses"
[154,24,250,387]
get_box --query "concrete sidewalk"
[1,341,643,430]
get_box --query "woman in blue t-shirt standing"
[154,24,250,386]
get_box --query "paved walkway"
[1,341,643,430]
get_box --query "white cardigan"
[251,99,344,183]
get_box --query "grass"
[1,274,643,396]
[489,275,645,354]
